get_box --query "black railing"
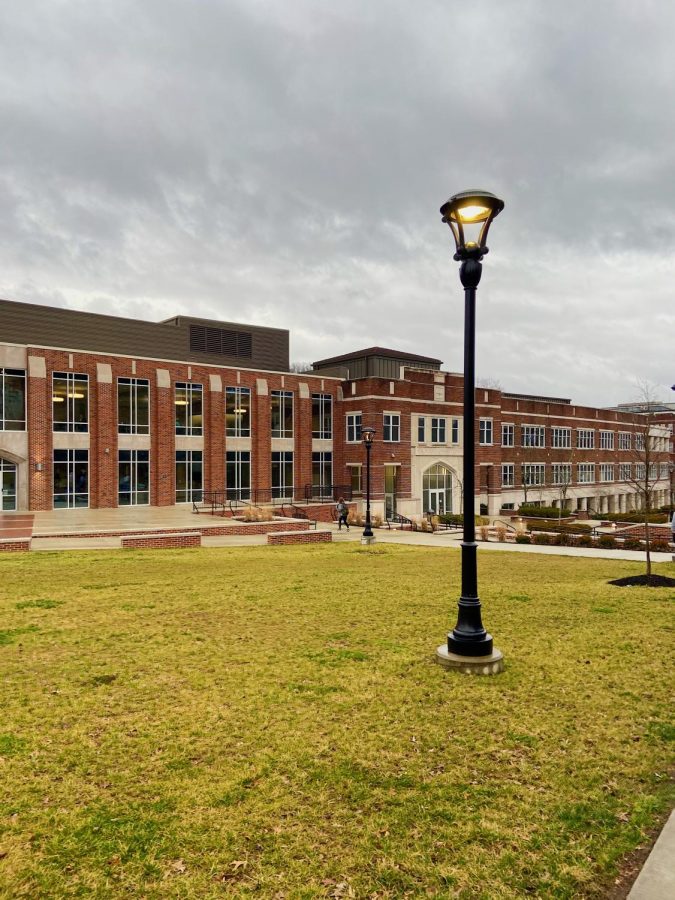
[385,512,417,531]
[303,484,353,502]
[280,504,318,529]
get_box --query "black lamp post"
[361,426,376,543]
[436,190,505,674]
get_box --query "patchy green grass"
[0,545,673,898]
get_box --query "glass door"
[1,459,17,510]
[384,465,398,519]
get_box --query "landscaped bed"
[1,546,673,898]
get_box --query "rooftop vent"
[189,325,252,358]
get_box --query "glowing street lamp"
[436,190,505,675]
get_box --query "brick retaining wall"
[0,538,31,552]
[121,532,202,550]
[267,530,332,545]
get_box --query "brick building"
[0,297,672,518]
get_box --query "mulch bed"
[608,574,675,587]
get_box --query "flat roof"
[313,346,443,367]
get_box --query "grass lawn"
[0,544,673,899]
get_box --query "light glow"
[455,204,490,223]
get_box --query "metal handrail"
[280,503,318,529]
[386,512,417,531]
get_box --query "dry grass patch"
[0,545,673,898]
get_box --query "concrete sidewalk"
[627,810,675,899]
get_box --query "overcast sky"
[1,0,673,406]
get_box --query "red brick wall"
[121,532,202,549]
[0,539,31,552]
[268,530,332,545]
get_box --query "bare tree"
[622,383,671,577]
[289,361,313,373]
[476,375,503,390]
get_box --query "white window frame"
[551,463,572,485]
[576,429,595,449]
[599,430,614,450]
[479,418,493,446]
[501,423,514,447]
[599,463,614,482]
[551,427,571,449]
[521,425,545,448]
[522,463,546,486]
[501,463,514,487]
[383,413,400,442]
[431,417,446,444]
[346,413,362,443]
[577,463,595,483]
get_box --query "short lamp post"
[436,190,505,675]
[361,426,376,544]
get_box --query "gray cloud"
[1,0,674,405]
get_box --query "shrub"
[577,534,593,547]
[554,532,572,546]
[622,538,642,550]
[495,526,507,542]
[438,514,488,528]
[650,540,670,553]
[531,533,551,545]
[518,505,561,518]
[596,511,668,524]
[515,534,531,544]
[480,526,490,541]
[529,521,592,535]
[597,535,617,549]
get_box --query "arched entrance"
[1,458,17,511]
[422,463,454,515]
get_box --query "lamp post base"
[436,645,504,676]
[361,534,376,545]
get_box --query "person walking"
[336,496,349,531]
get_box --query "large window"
[119,450,150,505]
[0,368,26,430]
[577,463,595,483]
[175,383,203,436]
[618,432,631,451]
[501,463,515,487]
[1,458,17,510]
[226,451,251,500]
[53,449,89,508]
[348,465,362,497]
[634,433,645,451]
[551,427,571,449]
[479,418,493,445]
[451,418,460,444]
[312,394,332,439]
[576,429,595,449]
[599,464,614,482]
[422,464,452,515]
[225,387,251,437]
[53,372,89,433]
[522,463,546,486]
[501,423,514,447]
[271,390,293,438]
[311,451,332,499]
[521,425,545,448]
[600,430,614,450]
[175,450,203,502]
[431,417,446,443]
[551,463,572,485]
[383,413,400,442]
[271,451,293,499]
[346,413,362,443]
[118,378,149,434]
[619,463,632,481]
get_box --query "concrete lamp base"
[436,645,505,676]
[361,535,376,546]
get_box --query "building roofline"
[313,346,443,367]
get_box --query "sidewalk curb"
[627,810,675,898]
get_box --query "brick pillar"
[206,374,224,492]
[295,384,312,501]
[27,354,51,511]
[91,363,117,508]
[154,369,175,507]
[253,378,271,498]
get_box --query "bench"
[121,532,202,550]
[267,530,332,545]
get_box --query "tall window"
[618,432,631,451]
[635,463,646,480]
[451,419,460,444]
[599,430,614,450]
[599,464,614,482]
[417,417,425,442]
[522,463,545,486]
[431,417,446,443]
[501,423,514,447]
[521,425,545,448]
[53,372,89,432]
[271,451,293,499]
[1,458,17,510]
[383,413,400,442]
[551,463,572,485]
[175,383,203,436]
[118,378,149,434]
[175,450,203,502]
[479,418,493,445]
[225,387,251,437]
[311,451,332,499]
[501,463,515,487]
[346,413,362,443]
[634,433,645,451]
[577,463,595,483]
[551,427,571,449]
[226,451,251,500]
[422,464,452,515]
[53,449,89,508]
[271,390,293,438]
[348,465,362,496]
[0,368,26,430]
[576,429,595,449]
[619,463,632,481]
[119,450,150,505]
[311,394,332,439]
